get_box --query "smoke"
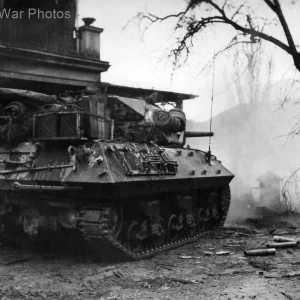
[186,86,300,222]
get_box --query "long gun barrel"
[185,131,214,137]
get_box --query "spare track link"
[80,186,231,260]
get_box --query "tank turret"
[109,96,213,146]
[0,89,214,147]
[110,97,187,146]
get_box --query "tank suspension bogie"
[176,195,196,236]
[139,199,165,243]
[58,209,80,229]
[166,214,180,242]
[19,211,39,238]
[106,206,123,238]
[196,207,210,232]
[86,186,229,259]
[152,217,165,246]
[0,201,87,242]
[0,185,231,260]
[126,221,146,252]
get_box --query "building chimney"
[79,18,103,60]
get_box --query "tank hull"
[0,141,233,195]
[0,140,234,259]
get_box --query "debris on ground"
[156,262,177,270]
[269,228,300,236]
[266,242,298,249]
[280,292,294,299]
[225,244,243,248]
[224,224,256,233]
[244,248,276,256]
[286,226,298,230]
[258,271,264,275]
[141,282,152,288]
[235,232,251,237]
[5,257,30,266]
[273,236,299,243]
[215,251,233,256]
[0,213,300,299]
[282,271,300,278]
[113,271,124,278]
[272,231,298,236]
[168,278,201,284]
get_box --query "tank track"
[80,186,231,260]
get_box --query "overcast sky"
[78,0,299,121]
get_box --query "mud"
[1,215,300,300]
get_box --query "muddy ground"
[1,215,300,300]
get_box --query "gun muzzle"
[185,131,214,138]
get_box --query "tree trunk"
[293,54,300,73]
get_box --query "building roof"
[102,83,198,103]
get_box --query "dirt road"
[1,216,300,300]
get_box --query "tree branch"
[226,18,291,54]
[272,0,298,56]
[231,5,245,21]
[147,11,186,22]
[136,0,299,71]
[263,0,276,12]
[282,166,300,192]
[187,1,292,55]
[199,37,255,74]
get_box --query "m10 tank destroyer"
[0,87,234,260]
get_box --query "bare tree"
[281,167,300,213]
[229,41,274,105]
[138,0,299,72]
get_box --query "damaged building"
[0,0,109,93]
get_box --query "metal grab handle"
[12,182,81,191]
[0,163,76,175]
